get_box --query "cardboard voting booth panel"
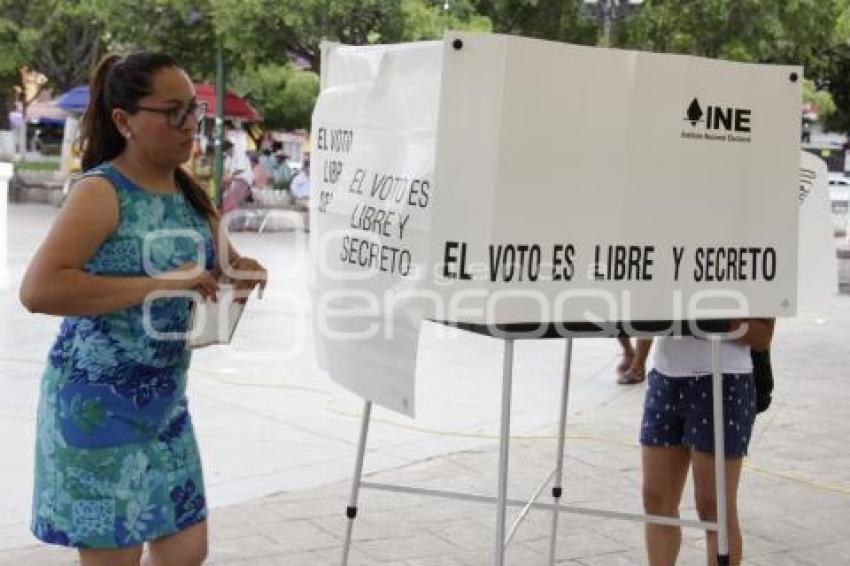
[311,33,802,416]
[432,35,800,324]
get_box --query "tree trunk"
[0,97,10,130]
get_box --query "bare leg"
[143,520,208,566]
[630,338,654,377]
[619,338,652,384]
[691,452,744,566]
[79,546,143,566]
[642,445,691,566]
[616,336,634,374]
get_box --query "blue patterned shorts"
[640,369,757,457]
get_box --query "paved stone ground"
[3,293,850,565]
[0,202,850,566]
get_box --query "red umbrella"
[193,83,262,122]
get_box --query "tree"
[804,79,836,123]
[20,1,103,93]
[0,0,104,132]
[89,0,219,81]
[0,1,30,128]
[617,0,845,71]
[822,45,850,134]
[472,0,598,44]
[211,0,409,74]
[472,0,541,35]
[821,2,850,133]
[210,0,490,133]
[617,0,850,132]
[401,0,491,41]
[211,0,490,74]
[232,63,320,131]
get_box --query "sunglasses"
[136,99,208,128]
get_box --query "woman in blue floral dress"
[19,53,267,566]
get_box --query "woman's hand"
[228,256,268,304]
[159,262,219,302]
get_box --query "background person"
[249,152,270,189]
[641,319,774,566]
[271,152,293,191]
[618,337,653,384]
[289,159,310,206]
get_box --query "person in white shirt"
[222,143,254,230]
[289,159,310,202]
[288,159,310,230]
[640,319,774,566]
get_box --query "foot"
[617,366,646,385]
[616,351,635,374]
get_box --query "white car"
[829,174,849,237]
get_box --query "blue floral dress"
[31,163,216,548]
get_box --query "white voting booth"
[311,33,802,565]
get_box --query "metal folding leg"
[494,339,515,566]
[341,401,372,566]
[548,338,573,565]
[710,336,730,566]
[340,333,730,565]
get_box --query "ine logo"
[684,98,751,133]
[686,98,704,126]
[682,98,752,143]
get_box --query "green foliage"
[823,45,850,134]
[90,0,219,80]
[15,159,60,172]
[804,79,836,121]
[0,0,105,126]
[0,2,28,127]
[211,0,409,73]
[618,0,850,132]
[4,0,850,134]
[5,0,104,92]
[0,3,27,78]
[401,0,491,41]
[211,0,490,130]
[232,63,320,131]
[618,0,845,72]
[473,0,598,44]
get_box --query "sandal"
[617,367,646,385]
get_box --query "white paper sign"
[311,41,443,415]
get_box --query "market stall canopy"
[27,99,69,125]
[54,85,89,114]
[193,83,262,122]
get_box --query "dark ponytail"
[81,54,125,172]
[80,52,217,221]
[175,167,217,220]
